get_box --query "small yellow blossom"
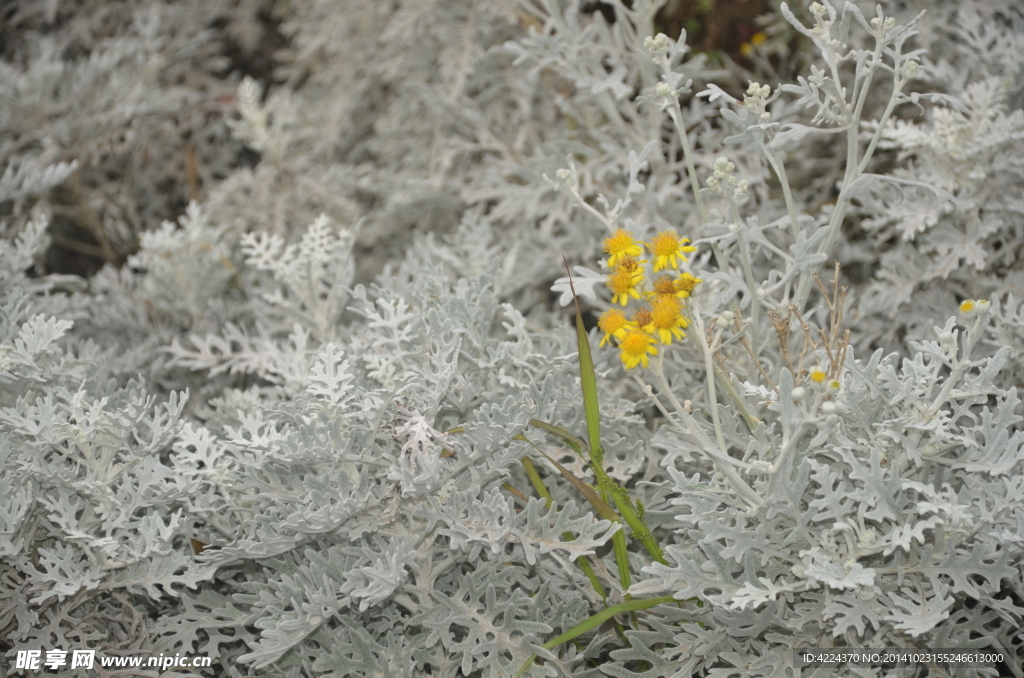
[597,309,631,347]
[618,256,642,274]
[607,261,643,306]
[808,366,827,384]
[826,379,841,392]
[649,274,677,298]
[631,305,654,332]
[649,296,689,344]
[604,229,644,266]
[959,299,976,315]
[619,329,658,369]
[648,272,702,301]
[674,272,701,298]
[740,31,767,58]
[648,230,697,271]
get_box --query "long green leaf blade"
[537,451,619,523]
[525,420,587,455]
[520,457,608,603]
[514,596,679,677]
[564,258,602,459]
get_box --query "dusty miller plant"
[2,1,1024,677]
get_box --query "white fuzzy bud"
[644,34,670,56]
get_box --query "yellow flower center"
[809,367,827,383]
[619,329,657,369]
[604,229,643,265]
[652,275,676,296]
[598,309,628,334]
[959,300,975,314]
[675,272,700,294]
[649,231,682,257]
[650,296,683,329]
[618,256,641,273]
[620,331,653,353]
[607,267,637,295]
[632,307,653,328]
[647,230,695,271]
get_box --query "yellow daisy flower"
[606,260,643,306]
[648,230,697,271]
[604,229,644,266]
[808,366,827,384]
[740,31,767,58]
[597,308,632,347]
[673,272,702,298]
[619,329,658,369]
[631,305,654,333]
[649,295,689,344]
[649,274,679,299]
[648,272,702,300]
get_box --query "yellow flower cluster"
[597,229,700,369]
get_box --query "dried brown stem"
[806,263,852,381]
[768,307,795,375]
[790,305,817,381]
[49,173,125,267]
[733,313,779,395]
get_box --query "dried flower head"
[631,305,654,330]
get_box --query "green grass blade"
[561,260,635,596]
[526,420,587,456]
[514,595,679,677]
[520,457,608,603]
[537,451,619,523]
[520,457,553,504]
[563,257,603,460]
[610,528,631,595]
[501,482,528,503]
[605,489,667,565]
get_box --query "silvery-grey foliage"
[2,0,1024,676]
